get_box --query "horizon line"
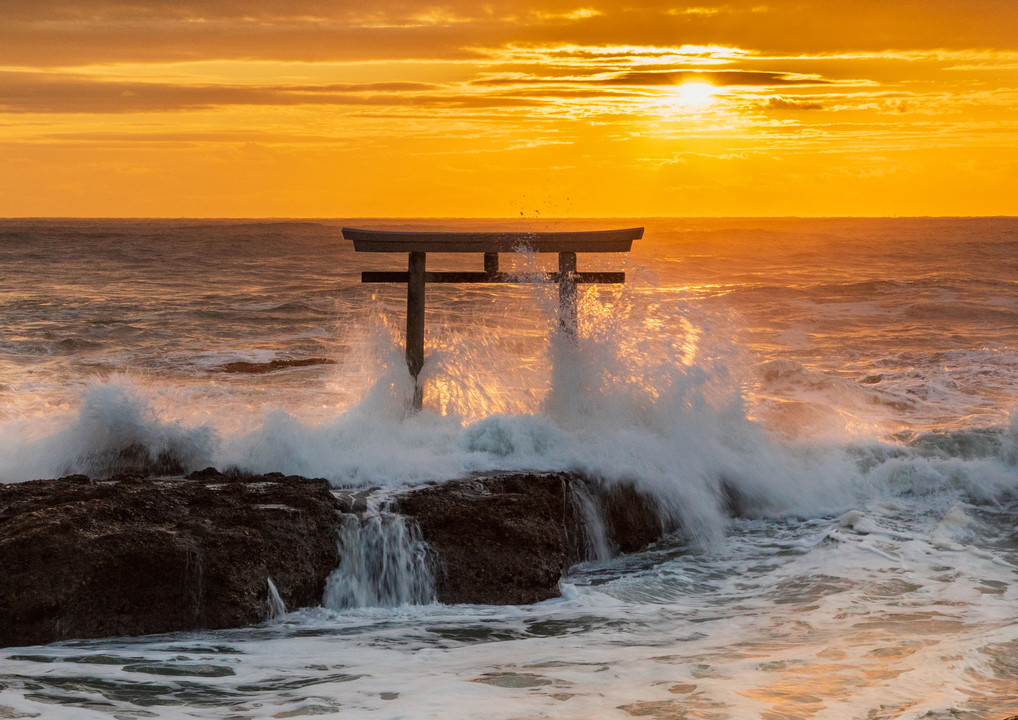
[3,214,1018,221]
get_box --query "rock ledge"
[0,470,341,648]
[1,469,671,647]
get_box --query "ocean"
[1,217,1017,719]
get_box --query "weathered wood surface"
[406,251,426,409]
[360,270,625,284]
[344,227,643,253]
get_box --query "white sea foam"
[0,375,214,481]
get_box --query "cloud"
[646,150,755,167]
[762,96,824,110]
[0,71,450,113]
[4,1,1018,68]
[605,70,831,86]
[475,43,751,67]
[471,66,836,89]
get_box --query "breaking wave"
[4,294,1016,553]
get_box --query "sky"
[2,0,1018,217]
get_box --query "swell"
[216,358,337,374]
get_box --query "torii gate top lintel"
[343,227,642,253]
[343,226,642,410]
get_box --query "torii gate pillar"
[406,251,426,409]
[344,227,643,411]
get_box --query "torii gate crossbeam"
[344,227,643,410]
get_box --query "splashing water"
[569,481,615,562]
[265,577,287,620]
[323,499,435,609]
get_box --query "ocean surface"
[1,217,1017,719]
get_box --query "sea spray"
[5,298,1014,550]
[266,577,287,620]
[323,499,434,609]
[1,376,215,482]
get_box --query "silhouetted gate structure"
[344,227,643,410]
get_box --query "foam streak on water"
[1,218,1018,718]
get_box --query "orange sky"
[2,0,1018,217]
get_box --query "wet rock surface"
[394,472,672,606]
[1,469,671,647]
[0,470,342,648]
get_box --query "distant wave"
[216,358,337,374]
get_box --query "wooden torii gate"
[343,227,643,410]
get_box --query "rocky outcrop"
[394,472,671,605]
[1,469,671,647]
[0,470,342,648]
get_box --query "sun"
[672,82,717,107]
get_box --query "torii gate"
[343,227,643,410]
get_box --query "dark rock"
[589,481,668,553]
[332,489,372,514]
[395,473,574,605]
[183,466,225,481]
[718,478,748,517]
[0,471,342,648]
[1,468,672,646]
[395,472,671,606]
